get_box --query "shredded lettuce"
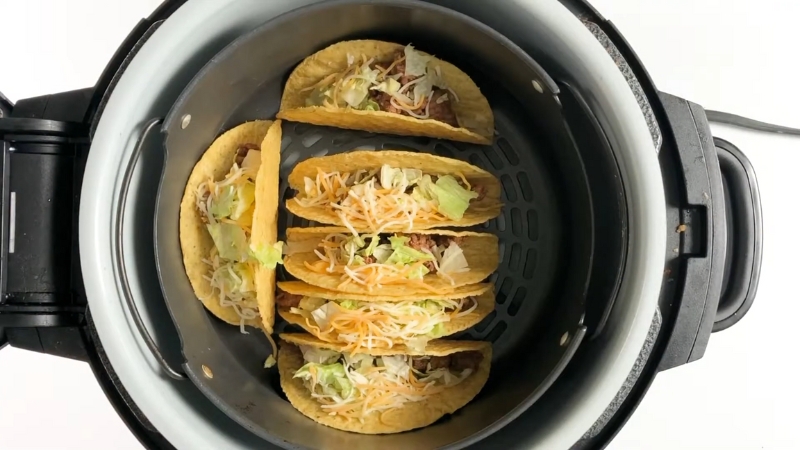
[209,185,236,219]
[311,302,338,330]
[371,244,394,264]
[299,346,340,365]
[339,300,360,310]
[371,78,401,95]
[249,241,284,268]
[406,265,430,280]
[230,183,256,220]
[381,355,412,378]
[298,296,326,311]
[207,223,249,261]
[306,86,333,107]
[379,165,423,190]
[429,175,479,220]
[438,242,469,274]
[404,44,431,77]
[294,362,353,399]
[385,236,434,265]
[344,353,375,373]
[428,323,446,338]
[362,99,380,111]
[361,235,381,257]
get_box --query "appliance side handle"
[0,90,93,360]
[656,93,728,371]
[712,138,763,332]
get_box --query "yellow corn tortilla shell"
[278,283,494,345]
[283,227,499,296]
[252,120,283,330]
[277,280,491,302]
[278,335,491,433]
[179,120,273,326]
[286,150,502,231]
[277,40,494,145]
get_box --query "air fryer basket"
[152,1,618,448]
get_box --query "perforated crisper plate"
[152,1,591,449]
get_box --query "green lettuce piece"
[361,235,381,257]
[230,182,256,220]
[339,300,360,310]
[209,185,236,219]
[406,265,430,280]
[294,362,353,398]
[207,223,249,261]
[428,323,446,338]
[249,241,284,269]
[386,236,433,265]
[429,175,479,220]
[416,300,443,313]
[361,99,380,111]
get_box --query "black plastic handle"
[712,138,763,332]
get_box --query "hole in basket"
[353,144,376,151]
[433,142,455,158]
[517,172,534,202]
[527,210,539,241]
[498,240,506,262]
[507,287,528,316]
[411,136,432,145]
[280,136,292,152]
[474,310,497,334]
[312,148,329,157]
[485,148,504,170]
[332,134,357,147]
[282,149,301,169]
[302,133,323,148]
[501,175,518,202]
[511,208,523,237]
[523,248,538,279]
[496,214,506,232]
[497,138,520,165]
[486,321,508,343]
[294,123,312,134]
[508,243,522,271]
[382,143,420,152]
[468,153,485,170]
[495,277,513,304]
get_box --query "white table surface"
[0,1,798,449]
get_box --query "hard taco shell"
[286,150,502,230]
[278,333,492,434]
[179,120,273,326]
[283,227,499,296]
[277,282,495,344]
[277,40,494,145]
[252,120,283,330]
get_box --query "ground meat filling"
[235,143,260,166]
[410,350,483,373]
[366,52,459,127]
[275,290,302,308]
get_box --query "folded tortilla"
[285,150,502,232]
[283,227,499,296]
[179,120,284,331]
[278,333,491,434]
[277,40,494,144]
[277,281,494,352]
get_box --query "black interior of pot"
[153,1,619,448]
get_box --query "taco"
[276,281,494,352]
[283,227,499,296]
[179,120,284,333]
[286,150,502,233]
[278,333,491,434]
[277,40,494,144]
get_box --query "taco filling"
[303,45,460,127]
[277,289,478,351]
[293,231,470,291]
[295,164,486,233]
[195,144,283,332]
[291,344,483,419]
